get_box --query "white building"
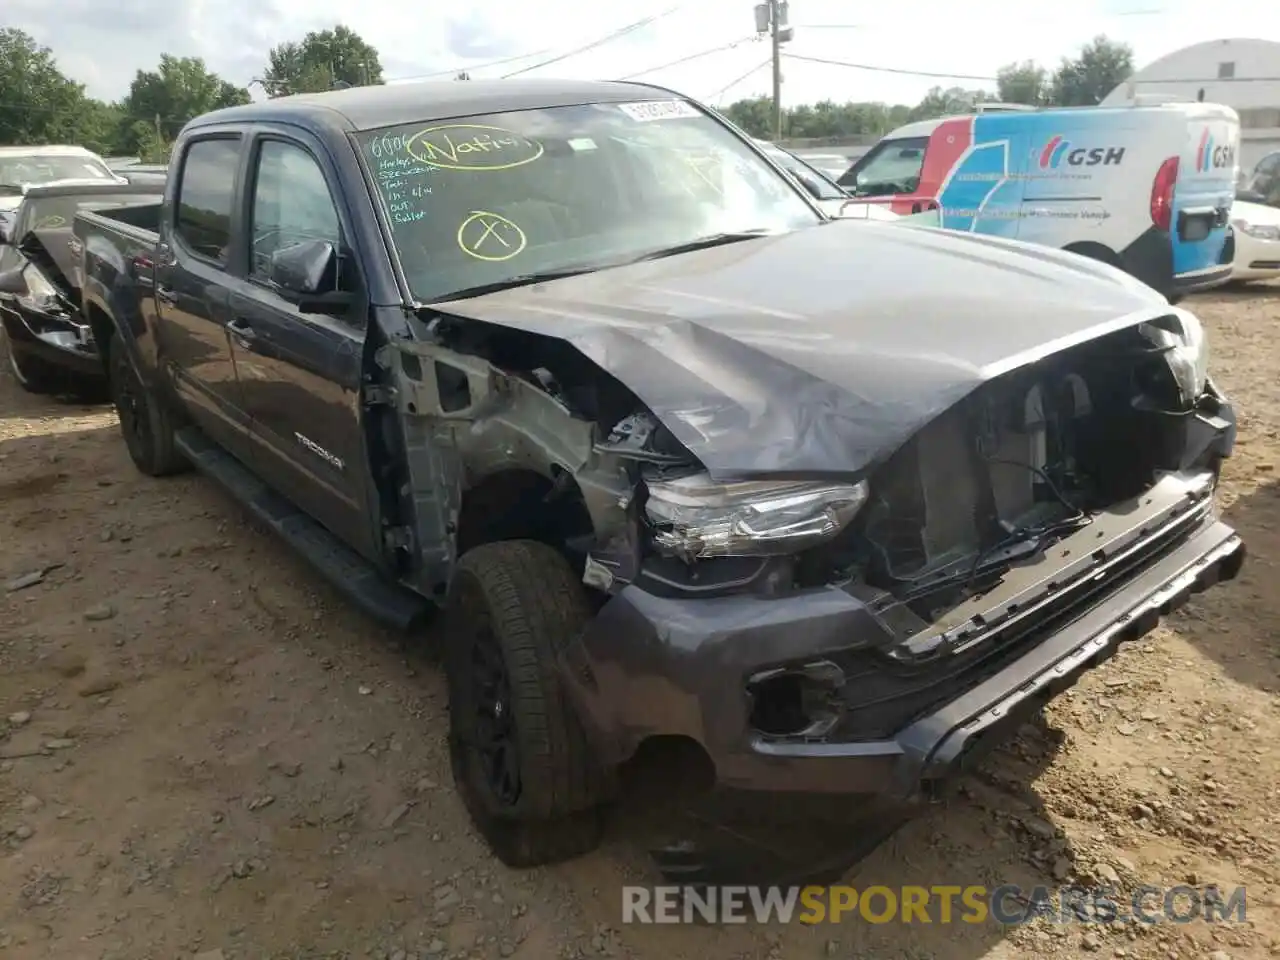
[1101,38,1280,178]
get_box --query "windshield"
[758,143,847,201]
[355,99,821,302]
[0,154,117,187]
[836,136,929,196]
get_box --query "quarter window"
[174,137,241,263]
[249,140,341,279]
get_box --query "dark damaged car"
[0,180,164,393]
[72,80,1245,875]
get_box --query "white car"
[0,145,124,213]
[1229,200,1280,283]
[752,139,899,221]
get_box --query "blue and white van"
[837,101,1241,300]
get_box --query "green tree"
[724,96,773,138]
[997,60,1049,105]
[0,27,93,145]
[118,55,250,152]
[262,26,384,96]
[908,86,988,121]
[1051,35,1134,106]
[73,100,128,155]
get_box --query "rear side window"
[175,137,241,263]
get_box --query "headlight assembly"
[644,472,869,562]
[1232,219,1280,241]
[16,264,62,313]
[1139,311,1208,407]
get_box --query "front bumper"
[0,302,102,378]
[1231,231,1280,281]
[560,486,1244,801]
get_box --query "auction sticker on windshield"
[617,100,701,122]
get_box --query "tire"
[1,325,57,394]
[444,539,610,867]
[106,334,188,477]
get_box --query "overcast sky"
[7,0,1279,110]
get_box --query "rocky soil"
[2,284,1279,959]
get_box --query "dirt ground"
[2,285,1279,960]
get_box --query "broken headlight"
[644,472,869,562]
[16,264,62,313]
[1139,312,1208,407]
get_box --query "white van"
[836,101,1241,299]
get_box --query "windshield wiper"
[630,229,777,263]
[430,267,596,303]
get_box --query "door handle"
[228,317,258,348]
[155,286,177,306]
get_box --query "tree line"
[1,24,385,162]
[3,25,1133,160]
[725,36,1134,140]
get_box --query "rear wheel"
[107,336,188,477]
[444,539,610,867]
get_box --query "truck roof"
[0,144,103,158]
[191,78,676,135]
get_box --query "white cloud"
[9,0,1280,110]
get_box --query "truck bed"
[74,201,161,247]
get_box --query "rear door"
[225,129,378,559]
[1172,110,1238,279]
[155,133,253,459]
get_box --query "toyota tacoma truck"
[73,79,1245,877]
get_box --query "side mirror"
[269,238,337,296]
[798,177,824,201]
[267,239,354,315]
[0,265,27,297]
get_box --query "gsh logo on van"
[1196,129,1235,172]
[1038,135,1125,169]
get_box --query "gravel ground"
[2,284,1279,960]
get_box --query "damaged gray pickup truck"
[73,79,1245,877]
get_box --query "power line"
[501,6,686,78]
[782,53,998,82]
[387,48,559,83]
[619,36,760,79]
[709,59,773,102]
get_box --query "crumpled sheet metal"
[429,219,1174,480]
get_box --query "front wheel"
[444,539,611,867]
[1,325,57,394]
[107,336,188,477]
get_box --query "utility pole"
[754,1,793,140]
[769,0,782,140]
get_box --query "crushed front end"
[560,310,1245,805]
[0,231,101,381]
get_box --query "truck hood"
[429,219,1176,478]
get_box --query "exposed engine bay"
[390,307,1227,644]
[849,323,1191,624]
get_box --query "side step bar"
[174,427,433,632]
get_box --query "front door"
[837,135,931,216]
[156,133,253,458]
[227,133,377,559]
